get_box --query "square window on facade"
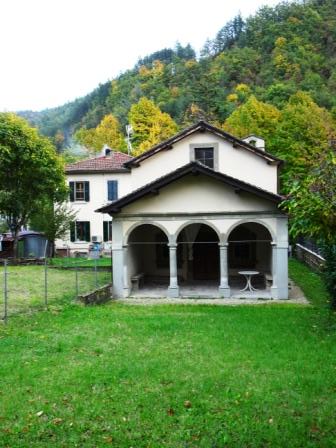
[194,147,214,168]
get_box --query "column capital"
[218,243,229,248]
[168,244,178,249]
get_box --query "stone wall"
[295,244,325,272]
[78,283,113,305]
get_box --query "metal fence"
[0,257,112,323]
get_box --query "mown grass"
[49,257,112,268]
[0,259,335,447]
[0,265,111,317]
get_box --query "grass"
[0,258,335,447]
[0,265,111,317]
[49,256,112,268]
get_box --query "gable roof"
[66,151,132,174]
[124,121,282,168]
[97,161,283,214]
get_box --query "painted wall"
[129,132,278,194]
[121,175,278,215]
[58,130,278,251]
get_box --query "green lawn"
[49,256,112,268]
[0,265,111,318]
[0,259,335,446]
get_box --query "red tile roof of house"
[66,151,133,173]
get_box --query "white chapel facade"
[59,121,288,299]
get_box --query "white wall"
[57,130,279,251]
[129,132,278,194]
[122,175,277,215]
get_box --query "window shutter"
[84,182,90,202]
[85,222,91,242]
[70,222,75,242]
[103,221,108,242]
[69,182,74,202]
[108,181,118,201]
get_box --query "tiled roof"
[66,151,133,173]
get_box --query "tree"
[283,150,336,308]
[272,91,335,192]
[74,114,125,153]
[30,200,77,255]
[223,95,281,142]
[0,113,67,256]
[128,97,178,155]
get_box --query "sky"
[0,0,281,112]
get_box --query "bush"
[321,242,336,309]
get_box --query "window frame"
[70,221,91,242]
[69,181,90,202]
[190,142,219,171]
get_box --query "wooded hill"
[20,0,336,151]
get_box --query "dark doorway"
[177,223,219,283]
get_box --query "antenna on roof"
[125,125,133,156]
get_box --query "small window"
[107,180,118,201]
[194,147,214,168]
[103,221,112,242]
[69,181,90,202]
[70,221,91,242]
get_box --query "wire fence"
[0,256,112,323]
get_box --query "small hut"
[0,231,50,259]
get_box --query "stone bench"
[131,273,144,291]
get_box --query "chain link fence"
[0,256,112,323]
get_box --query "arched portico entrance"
[228,222,273,292]
[176,223,220,292]
[127,224,169,293]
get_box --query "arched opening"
[228,222,272,291]
[177,223,219,286]
[127,224,169,292]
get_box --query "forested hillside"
[20,0,336,152]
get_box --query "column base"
[271,286,288,300]
[219,286,231,298]
[167,286,180,298]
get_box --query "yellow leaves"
[227,93,239,103]
[275,36,287,48]
[170,86,179,98]
[138,65,151,77]
[185,59,197,69]
[74,114,125,153]
[129,97,178,156]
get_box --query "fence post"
[44,258,48,308]
[3,260,8,324]
[94,257,98,289]
[75,265,79,297]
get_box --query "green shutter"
[70,222,75,242]
[69,182,74,202]
[84,182,90,202]
[85,222,91,242]
[103,221,108,242]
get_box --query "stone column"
[271,242,288,299]
[218,243,230,298]
[167,244,179,297]
[112,245,124,298]
[122,245,130,296]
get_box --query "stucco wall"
[129,132,278,194]
[122,175,278,215]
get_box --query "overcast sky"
[0,0,281,112]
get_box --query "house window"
[69,181,90,202]
[107,180,118,201]
[70,221,91,242]
[194,147,214,168]
[103,221,112,242]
